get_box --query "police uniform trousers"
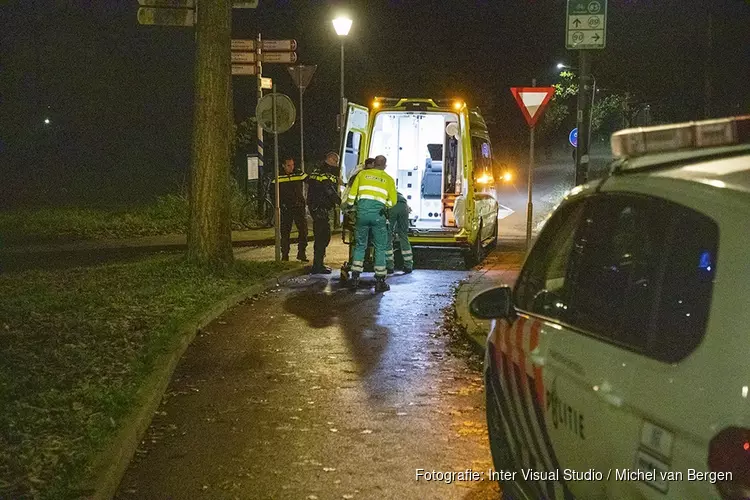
[351,199,388,278]
[386,201,413,271]
[280,204,308,258]
[311,207,331,269]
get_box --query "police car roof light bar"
[611,115,750,158]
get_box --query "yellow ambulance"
[339,97,499,267]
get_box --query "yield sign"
[510,87,556,128]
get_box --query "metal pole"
[575,50,591,186]
[340,39,345,129]
[300,83,305,173]
[704,11,713,118]
[526,78,536,252]
[272,85,281,262]
[256,33,264,201]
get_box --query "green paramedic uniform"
[347,168,398,280]
[386,191,413,272]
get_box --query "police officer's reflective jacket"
[306,164,340,212]
[271,171,307,208]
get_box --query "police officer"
[386,191,413,274]
[345,155,397,292]
[307,151,341,274]
[271,156,308,262]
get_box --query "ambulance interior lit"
[367,111,464,230]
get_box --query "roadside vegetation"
[0,255,293,498]
[0,181,260,245]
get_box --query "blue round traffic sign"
[569,127,578,148]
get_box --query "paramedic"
[345,155,397,292]
[271,157,308,262]
[307,152,341,274]
[386,191,413,273]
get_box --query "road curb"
[82,266,308,500]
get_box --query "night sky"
[2,0,749,208]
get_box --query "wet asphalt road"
[116,254,501,499]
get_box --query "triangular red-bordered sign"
[511,87,556,128]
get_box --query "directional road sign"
[138,0,194,6]
[566,0,607,50]
[510,87,556,128]
[261,77,273,90]
[231,39,298,52]
[569,127,578,147]
[256,93,296,134]
[231,52,297,64]
[232,64,257,76]
[137,7,194,26]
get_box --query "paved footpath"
[115,245,505,500]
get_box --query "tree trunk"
[187,0,233,268]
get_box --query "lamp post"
[332,15,352,130]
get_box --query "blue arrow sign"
[569,127,578,148]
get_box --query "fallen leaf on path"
[360,429,373,434]
[323,467,336,472]
[329,428,338,432]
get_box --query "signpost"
[231,64,256,76]
[566,0,607,186]
[230,52,298,64]
[231,39,298,52]
[288,65,318,172]
[257,91,296,262]
[510,84,555,251]
[260,77,273,90]
[566,0,607,50]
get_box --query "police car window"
[513,200,585,320]
[650,206,718,363]
[567,195,668,350]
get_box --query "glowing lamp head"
[502,171,513,182]
[372,100,381,109]
[332,16,352,36]
[453,101,463,110]
[557,62,565,69]
[44,118,50,125]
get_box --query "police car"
[470,115,750,499]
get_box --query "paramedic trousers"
[280,205,308,259]
[386,201,413,271]
[351,199,388,278]
[311,207,331,269]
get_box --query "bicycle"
[238,177,275,229]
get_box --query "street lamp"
[332,15,352,130]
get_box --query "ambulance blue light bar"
[611,115,750,158]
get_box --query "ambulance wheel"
[464,222,484,269]
[487,217,499,250]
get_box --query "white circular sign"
[256,93,296,134]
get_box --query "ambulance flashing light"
[611,115,750,158]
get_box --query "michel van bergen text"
[415,468,732,484]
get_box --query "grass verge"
[0,255,294,499]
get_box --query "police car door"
[504,198,589,500]
[540,193,667,498]
[339,102,370,184]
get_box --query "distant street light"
[332,15,352,130]
[44,118,50,125]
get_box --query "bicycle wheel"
[240,196,274,229]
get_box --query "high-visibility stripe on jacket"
[271,172,307,207]
[272,173,308,183]
[347,169,398,208]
